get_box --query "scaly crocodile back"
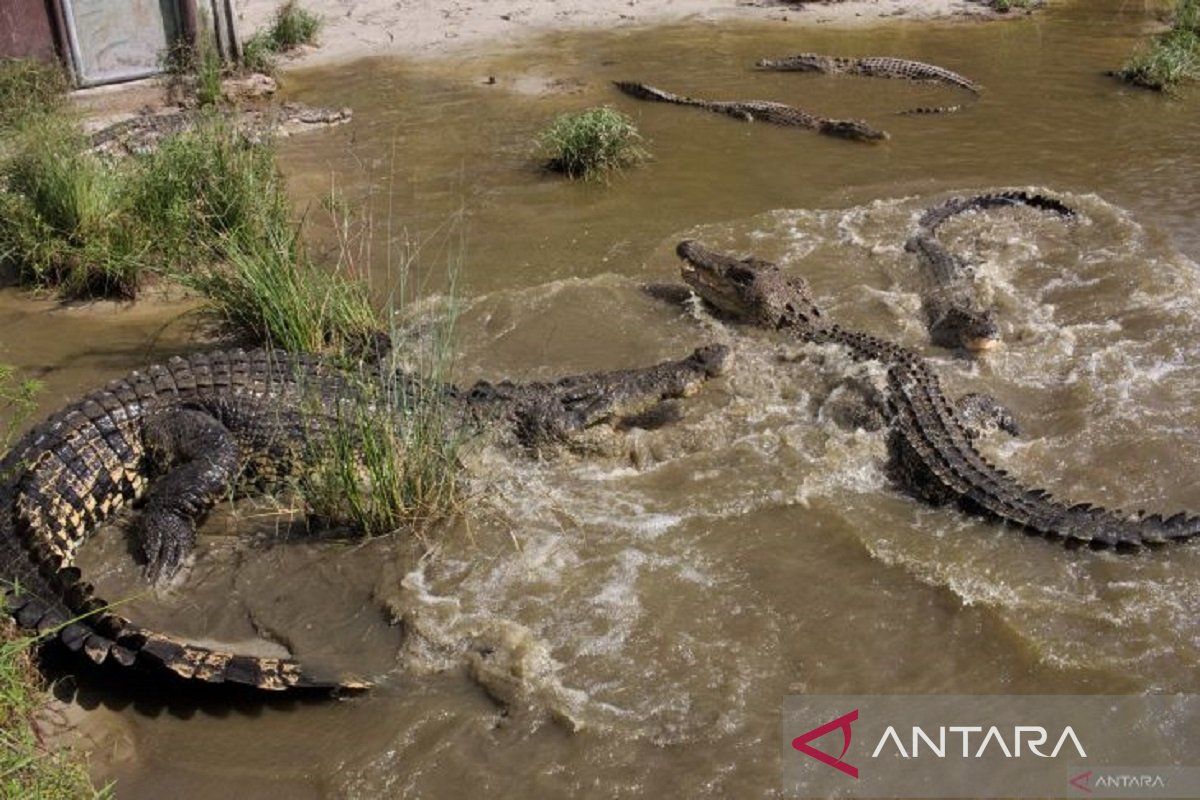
[851,57,981,93]
[757,53,981,94]
[1,349,368,691]
[613,81,888,141]
[812,323,1200,548]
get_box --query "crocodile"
[88,103,353,157]
[675,239,1200,548]
[1,345,727,691]
[613,81,889,142]
[905,191,1076,352]
[756,55,980,115]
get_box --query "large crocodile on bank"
[88,103,353,157]
[0,346,727,691]
[613,81,889,142]
[675,239,1200,549]
[906,191,1076,352]
[756,54,980,115]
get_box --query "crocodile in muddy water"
[0,345,727,691]
[756,53,980,114]
[88,103,354,157]
[906,190,1077,352]
[675,239,1200,549]
[613,81,889,141]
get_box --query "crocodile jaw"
[965,336,1001,352]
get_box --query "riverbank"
[232,0,1024,68]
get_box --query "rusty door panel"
[60,0,180,86]
[0,0,62,63]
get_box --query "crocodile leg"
[138,409,241,583]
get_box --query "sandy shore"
[232,0,1019,68]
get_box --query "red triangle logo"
[1069,770,1093,794]
[791,709,859,779]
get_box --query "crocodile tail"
[3,532,362,690]
[613,81,692,106]
[3,559,367,692]
[897,105,963,115]
[918,190,1076,232]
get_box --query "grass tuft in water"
[0,364,42,453]
[538,106,648,182]
[0,58,68,133]
[295,208,466,538]
[1118,0,1200,90]
[299,347,465,538]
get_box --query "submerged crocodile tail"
[614,81,688,105]
[918,190,1076,232]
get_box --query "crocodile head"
[818,118,890,142]
[676,240,823,330]
[933,305,1001,352]
[755,53,835,72]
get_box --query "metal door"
[59,0,181,86]
[0,0,65,64]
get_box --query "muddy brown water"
[3,0,1200,796]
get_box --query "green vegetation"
[1118,0,1200,90]
[242,1,323,74]
[0,59,67,133]
[0,115,283,299]
[0,119,146,298]
[162,36,224,108]
[182,222,381,355]
[1,110,388,356]
[0,364,42,452]
[538,106,648,182]
[0,623,112,799]
[299,334,466,537]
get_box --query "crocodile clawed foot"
[139,512,197,585]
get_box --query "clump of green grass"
[990,0,1038,12]
[0,364,42,452]
[132,115,291,263]
[1118,0,1200,90]
[241,1,322,74]
[0,59,68,133]
[164,129,384,354]
[0,622,111,799]
[269,1,322,50]
[288,200,465,537]
[240,34,278,75]
[299,346,465,537]
[0,118,146,298]
[162,37,224,108]
[538,106,648,182]
[182,224,382,355]
[0,114,292,299]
